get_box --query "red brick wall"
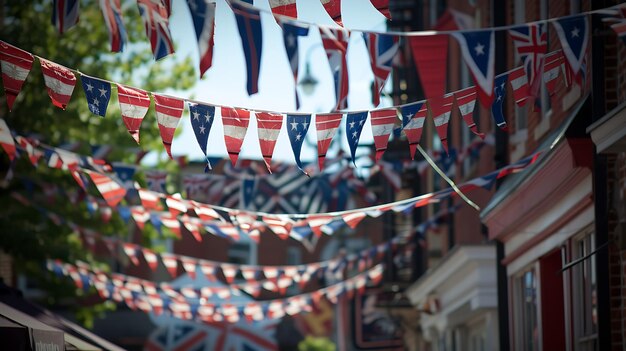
[609,152,626,349]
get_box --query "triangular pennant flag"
[256,112,283,173]
[315,112,342,171]
[370,109,397,162]
[342,212,366,229]
[429,93,455,153]
[305,215,335,237]
[122,243,141,266]
[345,111,368,165]
[181,216,203,243]
[509,23,547,97]
[370,0,390,19]
[408,34,449,99]
[153,93,184,159]
[320,0,342,26]
[52,0,80,34]
[39,58,76,109]
[363,32,399,106]
[491,73,509,131]
[199,262,217,281]
[130,207,149,231]
[142,248,159,271]
[241,267,257,282]
[161,253,179,277]
[181,257,198,280]
[230,0,263,95]
[112,163,136,189]
[263,215,293,240]
[508,66,531,107]
[136,0,175,60]
[100,0,127,52]
[117,84,150,143]
[269,0,297,19]
[452,30,495,107]
[553,15,589,75]
[165,194,187,216]
[319,26,350,111]
[81,75,111,117]
[0,119,17,161]
[286,114,311,173]
[221,106,250,166]
[87,171,126,207]
[399,101,427,159]
[138,189,161,210]
[221,264,238,284]
[543,51,563,95]
[189,102,216,170]
[454,86,484,139]
[280,19,309,109]
[186,0,216,77]
[0,40,34,111]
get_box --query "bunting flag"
[269,0,297,19]
[87,171,126,207]
[0,40,34,111]
[319,26,350,111]
[153,94,184,159]
[491,73,509,131]
[52,0,80,34]
[131,207,150,231]
[345,111,368,165]
[39,58,76,110]
[180,258,198,280]
[286,114,311,173]
[231,0,264,95]
[543,51,563,95]
[370,0,390,19]
[100,0,127,52]
[189,102,216,170]
[161,253,179,277]
[320,0,342,26]
[553,15,589,75]
[117,84,151,143]
[112,163,136,189]
[142,248,159,271]
[221,107,250,166]
[315,112,342,171]
[400,101,427,159]
[145,169,167,192]
[280,20,309,109]
[0,119,16,161]
[123,243,141,266]
[256,112,283,173]
[80,75,111,117]
[508,66,531,107]
[363,32,399,106]
[408,35,449,99]
[369,109,397,162]
[454,86,484,139]
[509,23,547,97]
[429,93,455,153]
[186,0,216,77]
[453,29,495,107]
[137,0,175,60]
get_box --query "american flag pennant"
[0,119,16,161]
[222,264,238,284]
[180,216,203,242]
[370,108,398,162]
[305,215,335,237]
[263,215,293,240]
[280,19,309,109]
[180,286,198,299]
[186,0,216,77]
[408,34,449,99]
[161,253,179,277]
[153,93,184,159]
[345,111,368,165]
[315,112,342,171]
[244,303,264,322]
[199,261,217,281]
[508,66,531,107]
[130,207,150,231]
[205,222,240,241]
[492,73,509,131]
[452,29,495,107]
[553,15,589,75]
[363,32,399,106]
[221,106,250,166]
[230,0,264,95]
[192,202,221,221]
[100,0,127,52]
[87,171,126,207]
[0,40,34,111]
[509,23,547,97]
[117,84,151,144]
[269,0,297,20]
[543,51,564,95]
[142,248,159,271]
[241,267,258,282]
[180,257,198,280]
[122,243,141,266]
[319,26,350,111]
[160,213,181,238]
[400,101,427,159]
[286,114,311,174]
[111,163,136,189]
[39,58,76,110]
[81,75,111,117]
[52,0,80,34]
[321,0,342,26]
[256,112,283,173]
[165,194,187,216]
[138,188,161,211]
[136,0,175,60]
[342,211,366,229]
[429,93,455,153]
[453,86,484,139]
[149,212,163,234]
[189,103,216,171]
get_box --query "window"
[228,242,252,265]
[514,267,540,351]
[286,246,302,295]
[571,233,598,350]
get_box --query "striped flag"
[187,0,216,77]
[230,0,264,95]
[137,0,175,60]
[400,101,427,159]
[153,94,184,159]
[256,112,283,173]
[142,248,159,271]
[269,0,297,19]
[321,0,342,26]
[99,0,127,52]
[221,107,250,166]
[370,109,397,162]
[508,65,531,107]
[454,86,484,139]
[117,84,151,143]
[87,171,126,207]
[40,58,76,110]
[161,253,179,277]
[363,32,399,106]
[52,0,79,34]
[315,112,342,171]
[0,40,34,111]
[319,26,350,111]
[543,51,563,95]
[0,118,16,161]
[429,93,454,153]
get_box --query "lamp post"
[297,44,323,96]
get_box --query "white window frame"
[570,229,598,351]
[512,264,542,351]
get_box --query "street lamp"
[298,44,323,96]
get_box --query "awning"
[0,315,31,351]
[0,301,65,351]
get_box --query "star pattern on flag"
[345,111,368,165]
[286,114,311,173]
[81,75,111,117]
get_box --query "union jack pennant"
[320,26,350,111]
[509,23,547,98]
[137,0,175,60]
[286,114,311,174]
[370,109,397,162]
[256,112,283,173]
[280,19,309,109]
[100,0,127,52]
[345,111,367,165]
[363,32,399,106]
[117,84,151,143]
[52,0,79,34]
[315,112,342,171]
[0,40,34,111]
[189,102,216,171]
[186,0,216,77]
[221,107,250,166]
[400,101,427,159]
[452,29,495,107]
[230,0,264,95]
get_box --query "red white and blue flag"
[39,58,76,110]
[87,171,126,207]
[221,107,250,166]
[153,94,184,159]
[0,118,16,161]
[553,15,589,75]
[370,0,390,19]
[509,23,547,98]
[280,19,309,109]
[270,0,298,20]
[256,112,283,173]
[117,84,151,143]
[286,114,311,174]
[230,0,264,96]
[186,0,216,77]
[491,73,509,131]
[315,112,342,171]
[429,93,455,153]
[400,101,427,159]
[52,0,79,34]
[345,111,367,165]
[100,0,127,52]
[144,322,209,351]
[363,33,399,106]
[80,74,111,117]
[319,26,350,111]
[189,102,216,170]
[369,109,397,162]
[453,29,495,107]
[137,0,175,60]
[454,86,484,139]
[543,51,564,95]
[0,40,34,111]
[321,0,342,26]
[508,65,531,107]
[145,169,168,192]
